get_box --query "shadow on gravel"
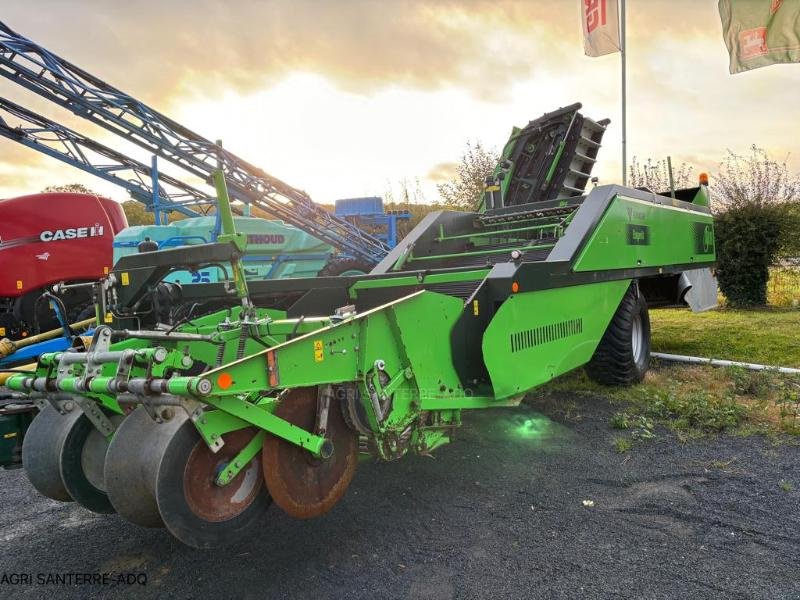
[1,393,799,599]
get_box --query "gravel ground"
[1,391,799,599]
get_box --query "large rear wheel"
[585,284,650,386]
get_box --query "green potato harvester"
[6,104,716,547]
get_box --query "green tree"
[436,141,499,210]
[121,200,156,226]
[41,183,100,195]
[713,146,800,307]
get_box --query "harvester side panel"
[199,292,465,407]
[482,280,630,399]
[573,196,715,272]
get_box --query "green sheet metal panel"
[482,280,630,399]
[573,196,715,272]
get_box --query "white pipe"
[651,352,800,375]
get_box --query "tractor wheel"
[22,404,80,502]
[317,257,373,277]
[154,423,271,548]
[585,284,651,386]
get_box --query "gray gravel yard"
[1,391,799,599]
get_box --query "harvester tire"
[60,412,125,514]
[585,284,650,386]
[22,405,79,502]
[104,406,187,528]
[318,258,373,277]
[155,423,271,548]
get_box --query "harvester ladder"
[558,116,609,199]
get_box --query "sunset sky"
[1,0,800,207]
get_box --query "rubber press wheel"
[22,405,81,502]
[154,423,271,548]
[585,284,651,386]
[60,412,125,514]
[104,407,188,528]
[262,387,358,519]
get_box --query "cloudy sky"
[1,0,799,206]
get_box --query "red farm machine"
[0,191,127,339]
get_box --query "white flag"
[581,0,621,57]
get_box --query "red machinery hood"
[0,192,127,297]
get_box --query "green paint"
[348,269,489,298]
[211,170,250,301]
[483,280,630,399]
[408,242,555,263]
[544,140,566,184]
[215,430,265,486]
[574,195,715,272]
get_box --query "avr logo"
[693,222,714,254]
[626,206,646,221]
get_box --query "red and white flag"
[581,0,621,57]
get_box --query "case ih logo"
[39,224,104,242]
[584,0,608,34]
[739,27,768,60]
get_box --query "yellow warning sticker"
[0,327,5,336]
[472,299,479,316]
[3,432,17,439]
[121,272,130,286]
[313,340,324,362]
[104,313,113,323]
[103,266,110,275]
[15,280,23,290]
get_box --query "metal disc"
[104,407,187,528]
[61,413,125,514]
[155,423,271,548]
[22,404,82,502]
[262,387,358,519]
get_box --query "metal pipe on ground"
[651,352,800,375]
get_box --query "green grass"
[612,436,632,454]
[650,308,800,367]
[534,363,800,440]
[530,307,800,447]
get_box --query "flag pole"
[620,0,627,186]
